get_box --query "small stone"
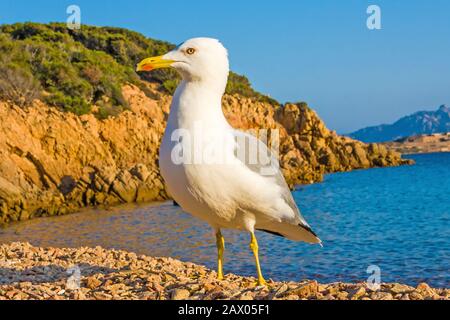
[409,291,424,300]
[325,285,340,295]
[391,283,413,294]
[239,291,255,300]
[318,284,327,292]
[85,277,102,289]
[103,279,113,287]
[416,282,431,291]
[288,281,318,298]
[273,283,289,298]
[171,289,190,300]
[13,292,29,300]
[350,287,366,300]
[5,290,17,299]
[18,282,32,289]
[370,292,394,300]
[335,291,349,300]
[203,282,216,292]
[93,292,112,300]
[416,282,435,297]
[74,291,86,300]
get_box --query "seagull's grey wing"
[232,130,319,242]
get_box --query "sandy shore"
[0,242,447,300]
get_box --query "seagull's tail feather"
[257,221,321,244]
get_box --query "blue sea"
[1,153,449,287]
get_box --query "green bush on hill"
[0,22,278,117]
[0,50,42,107]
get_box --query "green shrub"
[44,91,91,115]
[0,51,41,107]
[0,64,41,107]
[226,72,278,104]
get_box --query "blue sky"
[1,0,449,133]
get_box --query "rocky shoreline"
[383,133,450,155]
[0,242,447,300]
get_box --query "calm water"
[0,153,449,287]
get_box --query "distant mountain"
[348,105,450,143]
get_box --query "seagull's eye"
[186,48,196,55]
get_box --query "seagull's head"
[137,37,229,87]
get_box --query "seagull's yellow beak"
[136,55,175,72]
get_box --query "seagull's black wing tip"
[298,223,318,238]
[256,229,285,238]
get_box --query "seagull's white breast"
[159,82,242,227]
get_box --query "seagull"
[137,38,321,286]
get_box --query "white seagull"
[137,38,321,285]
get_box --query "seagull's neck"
[168,79,230,131]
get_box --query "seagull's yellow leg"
[249,232,266,286]
[215,230,225,280]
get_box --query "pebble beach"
[0,242,447,300]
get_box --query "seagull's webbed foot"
[215,230,225,281]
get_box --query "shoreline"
[1,156,414,229]
[400,151,450,156]
[0,242,447,300]
[383,133,450,155]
